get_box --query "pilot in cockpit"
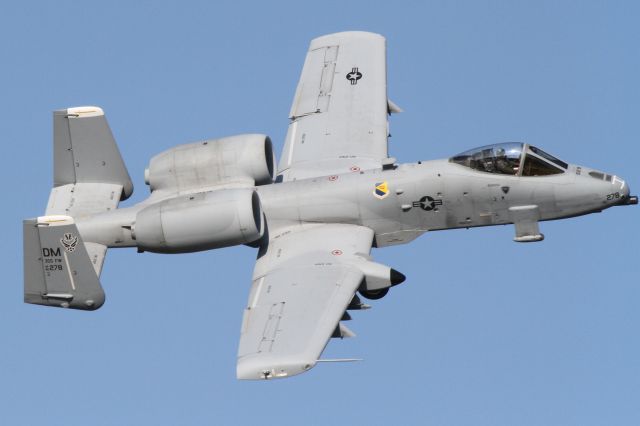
[495,147,517,175]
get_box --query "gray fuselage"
[76,158,630,250]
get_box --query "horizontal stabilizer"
[46,182,124,218]
[23,215,105,310]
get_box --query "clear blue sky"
[2,1,639,425]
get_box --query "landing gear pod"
[509,205,544,243]
[354,259,406,300]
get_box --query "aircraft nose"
[611,175,637,206]
[619,179,630,198]
[582,168,636,207]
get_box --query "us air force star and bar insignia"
[60,233,79,253]
[412,196,443,211]
[373,182,389,199]
[346,67,362,85]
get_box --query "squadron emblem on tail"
[60,233,78,253]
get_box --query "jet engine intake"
[133,188,264,253]
[145,134,275,193]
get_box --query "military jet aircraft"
[24,31,637,380]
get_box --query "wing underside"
[237,223,374,379]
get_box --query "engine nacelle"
[133,188,264,253]
[144,134,275,193]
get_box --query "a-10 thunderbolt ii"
[24,31,637,380]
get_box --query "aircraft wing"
[237,223,374,379]
[278,31,397,181]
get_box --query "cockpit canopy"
[449,142,568,176]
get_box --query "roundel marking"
[346,67,363,85]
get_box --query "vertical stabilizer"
[53,106,133,200]
[47,106,133,219]
[24,216,105,310]
[43,106,132,279]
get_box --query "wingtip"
[310,31,385,49]
[236,356,317,380]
